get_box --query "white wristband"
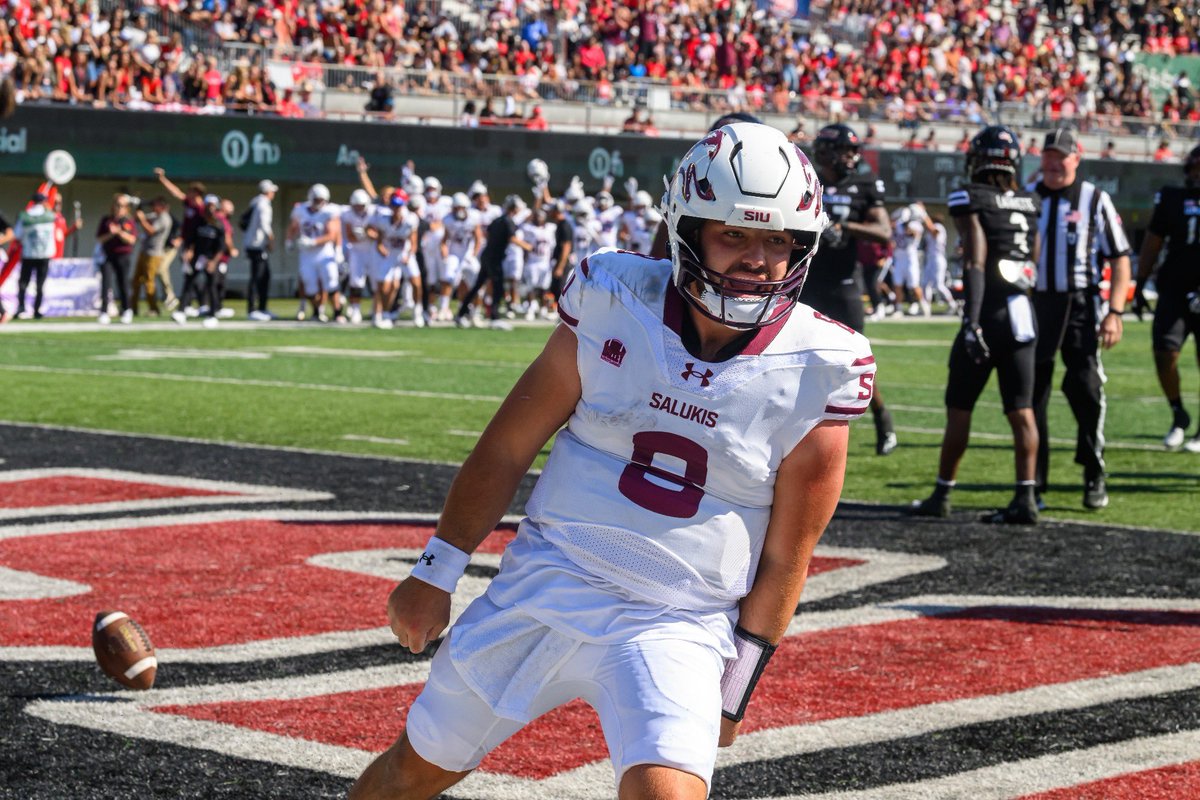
[410,536,471,594]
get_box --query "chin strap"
[720,626,778,722]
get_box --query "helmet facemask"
[669,216,820,330]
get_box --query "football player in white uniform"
[438,193,483,322]
[891,202,933,316]
[418,177,451,292]
[593,189,624,249]
[286,183,345,322]
[569,199,602,271]
[922,213,955,312]
[516,203,559,319]
[620,190,659,254]
[366,193,419,328]
[351,123,874,800]
[342,189,378,324]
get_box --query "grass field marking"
[270,346,534,369]
[342,434,410,447]
[891,424,1178,452]
[447,429,484,438]
[0,364,508,403]
[773,729,1200,800]
[92,348,273,361]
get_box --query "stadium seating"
[3,0,1196,157]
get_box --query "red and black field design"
[1,423,1197,799]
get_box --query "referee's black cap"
[1043,128,1080,155]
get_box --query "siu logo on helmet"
[601,338,627,367]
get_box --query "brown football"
[91,611,157,690]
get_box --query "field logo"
[222,130,281,169]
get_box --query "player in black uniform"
[910,126,1043,523]
[804,123,898,455]
[1137,143,1200,452]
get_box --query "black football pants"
[1033,290,1106,490]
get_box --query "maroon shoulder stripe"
[579,256,590,278]
[558,307,579,327]
[852,355,876,367]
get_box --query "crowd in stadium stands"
[2,0,1197,143]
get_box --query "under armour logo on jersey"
[681,363,714,387]
[418,553,435,566]
[601,338,627,367]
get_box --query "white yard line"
[341,434,410,446]
[0,364,506,403]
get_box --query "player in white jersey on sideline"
[500,199,532,318]
[516,203,558,319]
[438,193,483,322]
[921,213,956,312]
[594,189,624,249]
[416,177,451,317]
[891,202,933,316]
[350,122,874,800]
[341,189,379,324]
[620,190,659,254]
[367,192,420,329]
[569,199,603,272]
[286,183,345,322]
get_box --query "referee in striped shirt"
[1028,128,1132,510]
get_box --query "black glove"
[1131,285,1150,321]
[963,322,990,365]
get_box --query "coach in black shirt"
[456,195,531,330]
[1029,128,1132,510]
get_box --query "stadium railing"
[262,60,1198,159]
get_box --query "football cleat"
[1083,474,1109,509]
[490,319,514,331]
[454,315,473,329]
[1184,434,1200,454]
[982,497,1038,525]
[908,493,950,518]
[97,313,111,325]
[876,431,898,456]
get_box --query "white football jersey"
[925,221,947,269]
[595,206,624,249]
[486,250,875,642]
[291,202,338,260]
[474,203,502,227]
[621,209,655,254]
[372,208,418,265]
[571,217,602,266]
[341,206,378,254]
[519,220,557,273]
[891,206,924,266]
[443,212,479,258]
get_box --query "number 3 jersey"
[485,250,875,649]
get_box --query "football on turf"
[92,611,157,690]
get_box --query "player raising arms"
[910,126,1043,524]
[350,123,874,800]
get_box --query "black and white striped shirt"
[1027,179,1130,293]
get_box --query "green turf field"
[1,314,1197,531]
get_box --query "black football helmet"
[1185,144,1200,186]
[966,125,1022,179]
[813,123,862,179]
